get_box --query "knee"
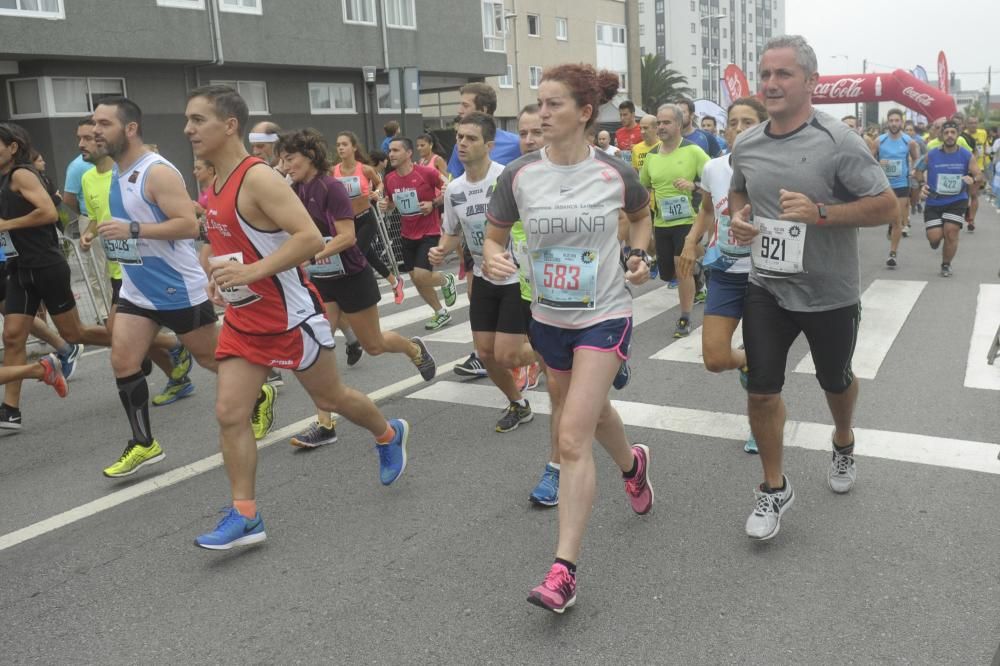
[747,392,781,412]
[215,397,252,430]
[360,339,385,356]
[556,433,587,462]
[702,347,730,374]
[476,346,496,364]
[494,347,517,368]
[192,348,217,370]
[928,238,941,249]
[2,326,25,348]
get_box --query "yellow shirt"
[971,128,988,168]
[927,136,972,152]
[80,165,122,280]
[631,140,660,172]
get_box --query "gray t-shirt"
[487,146,649,329]
[730,109,889,312]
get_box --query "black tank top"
[0,165,63,268]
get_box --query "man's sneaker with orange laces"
[527,562,576,613]
[624,444,653,514]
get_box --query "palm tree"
[640,54,695,112]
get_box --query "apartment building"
[638,0,786,103]
[0,0,505,190]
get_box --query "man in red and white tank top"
[183,84,412,551]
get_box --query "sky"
[785,0,997,117]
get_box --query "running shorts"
[704,270,749,319]
[400,235,439,272]
[216,312,334,371]
[5,260,76,316]
[312,266,382,314]
[528,317,632,372]
[924,202,967,229]
[892,186,910,199]
[469,275,526,334]
[653,226,691,281]
[116,298,218,336]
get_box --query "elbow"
[185,218,201,239]
[308,233,325,257]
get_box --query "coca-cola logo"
[901,86,933,107]
[813,77,864,99]
[726,73,745,98]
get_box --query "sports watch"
[130,222,141,239]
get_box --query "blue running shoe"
[530,464,560,506]
[377,418,409,485]
[613,358,630,390]
[649,262,659,281]
[58,343,83,381]
[744,434,758,454]
[194,507,266,550]
[667,278,678,289]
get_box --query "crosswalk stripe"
[795,279,926,379]
[408,381,1000,476]
[964,284,1000,391]
[650,321,744,363]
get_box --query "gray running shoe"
[673,316,691,338]
[745,476,794,540]
[410,336,437,381]
[828,446,857,494]
[290,422,338,449]
[496,401,533,433]
[886,252,897,269]
[940,263,953,278]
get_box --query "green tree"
[641,54,695,112]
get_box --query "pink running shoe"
[527,563,577,613]
[38,353,68,398]
[392,275,406,305]
[524,362,541,391]
[624,444,653,515]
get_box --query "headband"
[941,121,959,132]
[248,132,278,143]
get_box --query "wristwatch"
[130,222,141,239]
[816,204,828,223]
[627,248,653,268]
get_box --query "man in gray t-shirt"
[728,35,896,542]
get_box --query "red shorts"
[216,312,334,371]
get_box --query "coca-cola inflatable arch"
[812,70,956,121]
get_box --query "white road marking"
[964,284,1000,391]
[410,381,1000,476]
[651,322,744,364]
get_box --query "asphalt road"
[1,202,999,665]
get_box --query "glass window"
[691,44,696,55]
[498,65,513,89]
[482,1,505,52]
[375,83,419,113]
[555,17,568,40]
[309,82,356,114]
[8,79,42,116]
[385,0,415,28]
[597,23,625,44]
[0,0,63,19]
[156,0,204,8]
[690,0,695,9]
[343,0,375,24]
[528,66,542,89]
[219,0,261,14]
[51,77,125,114]
[210,80,269,114]
[655,0,664,12]
[527,13,539,36]
[690,22,695,33]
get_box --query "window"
[690,22,695,33]
[618,73,627,91]
[639,24,644,36]
[210,80,268,114]
[219,0,261,14]
[0,0,63,19]
[343,0,375,24]
[385,0,415,28]
[157,0,204,8]
[655,0,664,12]
[528,66,542,89]
[596,23,625,45]
[526,13,540,36]
[8,79,42,116]
[748,12,753,22]
[7,76,126,118]
[482,0,505,52]
[498,65,513,89]
[722,48,727,59]
[722,26,727,38]
[691,44,696,55]
[691,66,697,77]
[555,16,568,40]
[308,82,356,114]
[657,45,665,55]
[638,1,644,12]
[690,0,695,9]
[656,23,663,34]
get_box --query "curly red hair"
[541,64,621,129]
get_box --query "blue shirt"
[380,135,395,154]
[925,146,973,206]
[63,154,91,216]
[448,128,521,178]
[684,128,721,158]
[877,132,912,189]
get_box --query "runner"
[876,109,920,268]
[596,130,621,157]
[678,99,721,157]
[416,132,450,180]
[429,112,535,433]
[917,119,981,277]
[378,137,457,330]
[278,128,435,448]
[185,84,410,549]
[678,96,768,454]
[728,35,897,540]
[90,97,276,479]
[614,100,642,165]
[0,122,112,430]
[332,131,404,304]
[963,114,988,232]
[639,103,710,338]
[630,113,660,173]
[484,64,655,613]
[77,115,194,407]
[701,115,728,154]
[904,120,927,217]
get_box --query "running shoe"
[251,384,277,441]
[168,344,193,382]
[410,336,437,381]
[667,278,678,289]
[649,261,659,281]
[346,341,364,367]
[967,222,976,232]
[266,368,284,387]
[524,362,541,391]
[440,272,458,307]
[424,311,452,330]
[940,263,953,278]
[673,316,691,338]
[738,364,749,391]
[392,274,406,305]
[624,444,654,514]
[194,507,266,550]
[828,442,857,494]
[613,358,631,390]
[103,439,165,478]
[902,225,911,238]
[745,476,794,540]
[885,251,897,269]
[694,287,708,304]
[376,418,409,485]
[511,366,528,392]
[57,343,83,381]
[527,563,576,614]
[496,401,533,433]
[530,463,560,507]
[0,404,22,430]
[454,353,487,377]
[744,434,758,454]
[152,377,195,406]
[38,353,68,398]
[290,421,338,449]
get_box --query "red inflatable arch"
[811,69,957,121]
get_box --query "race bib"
[0,231,18,259]
[881,159,903,178]
[461,217,487,255]
[392,189,421,215]
[210,252,262,308]
[102,238,141,265]
[659,195,692,222]
[716,214,749,258]
[337,176,362,198]
[620,150,633,164]
[936,173,963,195]
[307,238,347,278]
[531,246,598,310]
[751,217,807,275]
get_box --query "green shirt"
[927,136,971,152]
[509,220,532,302]
[639,140,709,228]
[81,166,122,280]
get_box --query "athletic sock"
[343,328,358,345]
[834,440,855,456]
[681,311,691,320]
[437,308,447,316]
[555,558,577,577]
[375,422,396,444]
[117,371,152,445]
[622,453,639,479]
[233,499,257,519]
[548,462,560,470]
[514,398,528,408]
[56,343,73,356]
[764,479,786,493]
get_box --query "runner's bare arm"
[364,165,382,199]
[728,189,756,244]
[483,222,517,281]
[98,164,199,241]
[777,187,897,228]
[0,169,58,231]
[428,232,462,267]
[625,206,652,269]
[679,193,711,278]
[315,218,357,260]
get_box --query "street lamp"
[699,12,726,104]
[504,12,521,116]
